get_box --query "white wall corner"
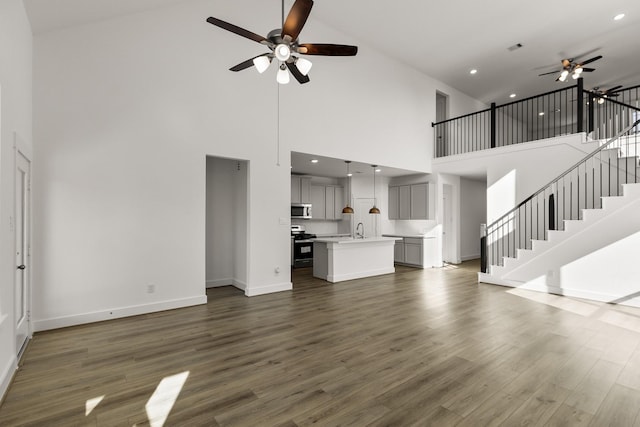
[33,295,207,332]
[0,357,18,404]
[233,279,247,291]
[245,282,292,297]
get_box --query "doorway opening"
[205,156,249,295]
[14,133,32,358]
[436,91,449,157]
[442,184,454,264]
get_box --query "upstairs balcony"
[432,79,640,158]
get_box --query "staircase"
[479,118,640,306]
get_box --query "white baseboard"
[245,281,292,297]
[461,254,480,262]
[33,295,207,332]
[233,279,247,291]
[206,278,233,288]
[0,357,17,404]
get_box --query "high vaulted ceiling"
[24,0,640,105]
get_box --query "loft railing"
[433,80,585,158]
[433,79,640,158]
[481,115,640,273]
[588,93,640,140]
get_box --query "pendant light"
[342,161,354,214]
[369,165,380,214]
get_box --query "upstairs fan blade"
[298,44,358,56]
[207,17,268,44]
[581,67,595,72]
[579,55,602,66]
[609,85,624,93]
[282,0,313,42]
[229,54,271,72]
[286,62,310,84]
[539,70,560,76]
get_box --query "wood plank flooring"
[3,260,640,425]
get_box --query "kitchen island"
[313,237,401,283]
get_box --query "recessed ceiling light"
[375,169,381,173]
[470,69,478,75]
[614,13,625,20]
[311,159,318,163]
[510,93,517,98]
[347,173,353,177]
[538,112,545,116]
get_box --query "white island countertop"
[313,236,401,244]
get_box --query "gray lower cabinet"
[392,237,426,267]
[404,239,423,265]
[393,240,404,263]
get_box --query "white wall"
[29,0,486,330]
[460,178,487,261]
[206,156,247,289]
[0,0,32,402]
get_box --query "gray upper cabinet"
[310,185,326,220]
[388,182,431,220]
[388,186,399,219]
[410,183,428,220]
[398,185,411,219]
[291,176,311,203]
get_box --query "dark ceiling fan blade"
[580,67,595,72]
[578,55,602,66]
[539,70,560,76]
[282,0,314,42]
[206,17,268,44]
[298,44,358,56]
[286,62,310,84]
[229,54,271,72]
[608,85,624,93]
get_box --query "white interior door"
[442,184,453,263]
[15,150,31,355]
[354,198,377,237]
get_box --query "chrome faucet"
[356,222,364,239]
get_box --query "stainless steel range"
[291,225,316,268]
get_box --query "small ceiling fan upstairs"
[591,85,624,104]
[206,0,358,84]
[538,55,602,82]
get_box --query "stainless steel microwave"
[291,203,312,219]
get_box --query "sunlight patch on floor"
[145,371,190,427]
[507,288,601,317]
[85,395,105,416]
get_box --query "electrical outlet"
[147,284,156,294]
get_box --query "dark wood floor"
[3,260,640,426]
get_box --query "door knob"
[17,265,26,270]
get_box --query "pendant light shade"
[342,161,354,214]
[369,164,380,214]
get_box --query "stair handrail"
[485,117,640,233]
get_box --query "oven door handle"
[295,239,315,243]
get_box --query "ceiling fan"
[591,85,624,104]
[538,55,602,82]
[206,0,358,85]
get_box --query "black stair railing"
[433,80,584,158]
[481,114,640,273]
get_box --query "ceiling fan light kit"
[539,55,602,82]
[206,0,357,85]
